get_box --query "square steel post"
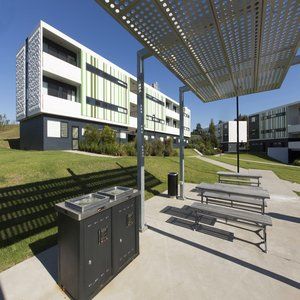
[137,48,151,231]
[178,86,189,200]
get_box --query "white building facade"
[16,21,191,150]
[217,121,248,153]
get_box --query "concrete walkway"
[1,183,299,300]
[215,155,300,168]
[63,150,116,158]
[195,155,299,201]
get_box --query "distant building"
[16,21,191,150]
[248,101,300,163]
[203,121,247,153]
[217,121,248,153]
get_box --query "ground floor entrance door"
[72,126,79,150]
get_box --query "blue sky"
[0,0,299,129]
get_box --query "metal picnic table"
[196,182,270,214]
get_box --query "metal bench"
[217,171,262,187]
[191,202,272,252]
[202,191,267,214]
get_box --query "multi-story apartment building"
[16,21,191,150]
[248,101,300,163]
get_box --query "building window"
[173,105,177,112]
[251,116,256,122]
[43,76,77,102]
[130,103,137,118]
[166,118,170,126]
[86,63,127,89]
[43,38,77,66]
[173,120,177,128]
[86,97,127,114]
[146,94,164,106]
[61,122,68,138]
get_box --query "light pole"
[236,96,240,173]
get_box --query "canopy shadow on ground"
[267,212,300,224]
[0,165,162,250]
[147,226,300,290]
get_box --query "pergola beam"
[291,55,300,66]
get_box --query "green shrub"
[144,140,152,156]
[293,159,300,166]
[124,142,136,156]
[163,138,173,157]
[83,125,102,145]
[150,139,164,156]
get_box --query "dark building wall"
[20,115,44,150]
[20,114,128,151]
[248,114,260,140]
[249,138,289,153]
[20,114,185,151]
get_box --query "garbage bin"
[168,172,178,197]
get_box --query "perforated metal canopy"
[95,0,300,102]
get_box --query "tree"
[208,119,218,148]
[234,114,248,121]
[192,123,203,135]
[0,114,10,131]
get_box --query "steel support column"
[137,48,151,232]
[236,96,240,173]
[178,86,189,200]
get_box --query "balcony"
[166,125,179,136]
[166,107,179,120]
[288,124,300,134]
[42,94,81,118]
[43,52,81,85]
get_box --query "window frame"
[60,122,68,138]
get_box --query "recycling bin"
[55,187,140,300]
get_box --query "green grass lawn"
[184,148,198,156]
[208,154,300,184]
[0,148,224,272]
[214,153,284,164]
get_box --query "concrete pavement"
[0,181,299,300]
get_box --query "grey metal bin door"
[112,198,136,273]
[84,209,112,294]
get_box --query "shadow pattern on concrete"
[148,226,300,290]
[267,212,300,224]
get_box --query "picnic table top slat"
[203,191,267,206]
[196,182,270,199]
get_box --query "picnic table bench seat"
[191,202,272,252]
